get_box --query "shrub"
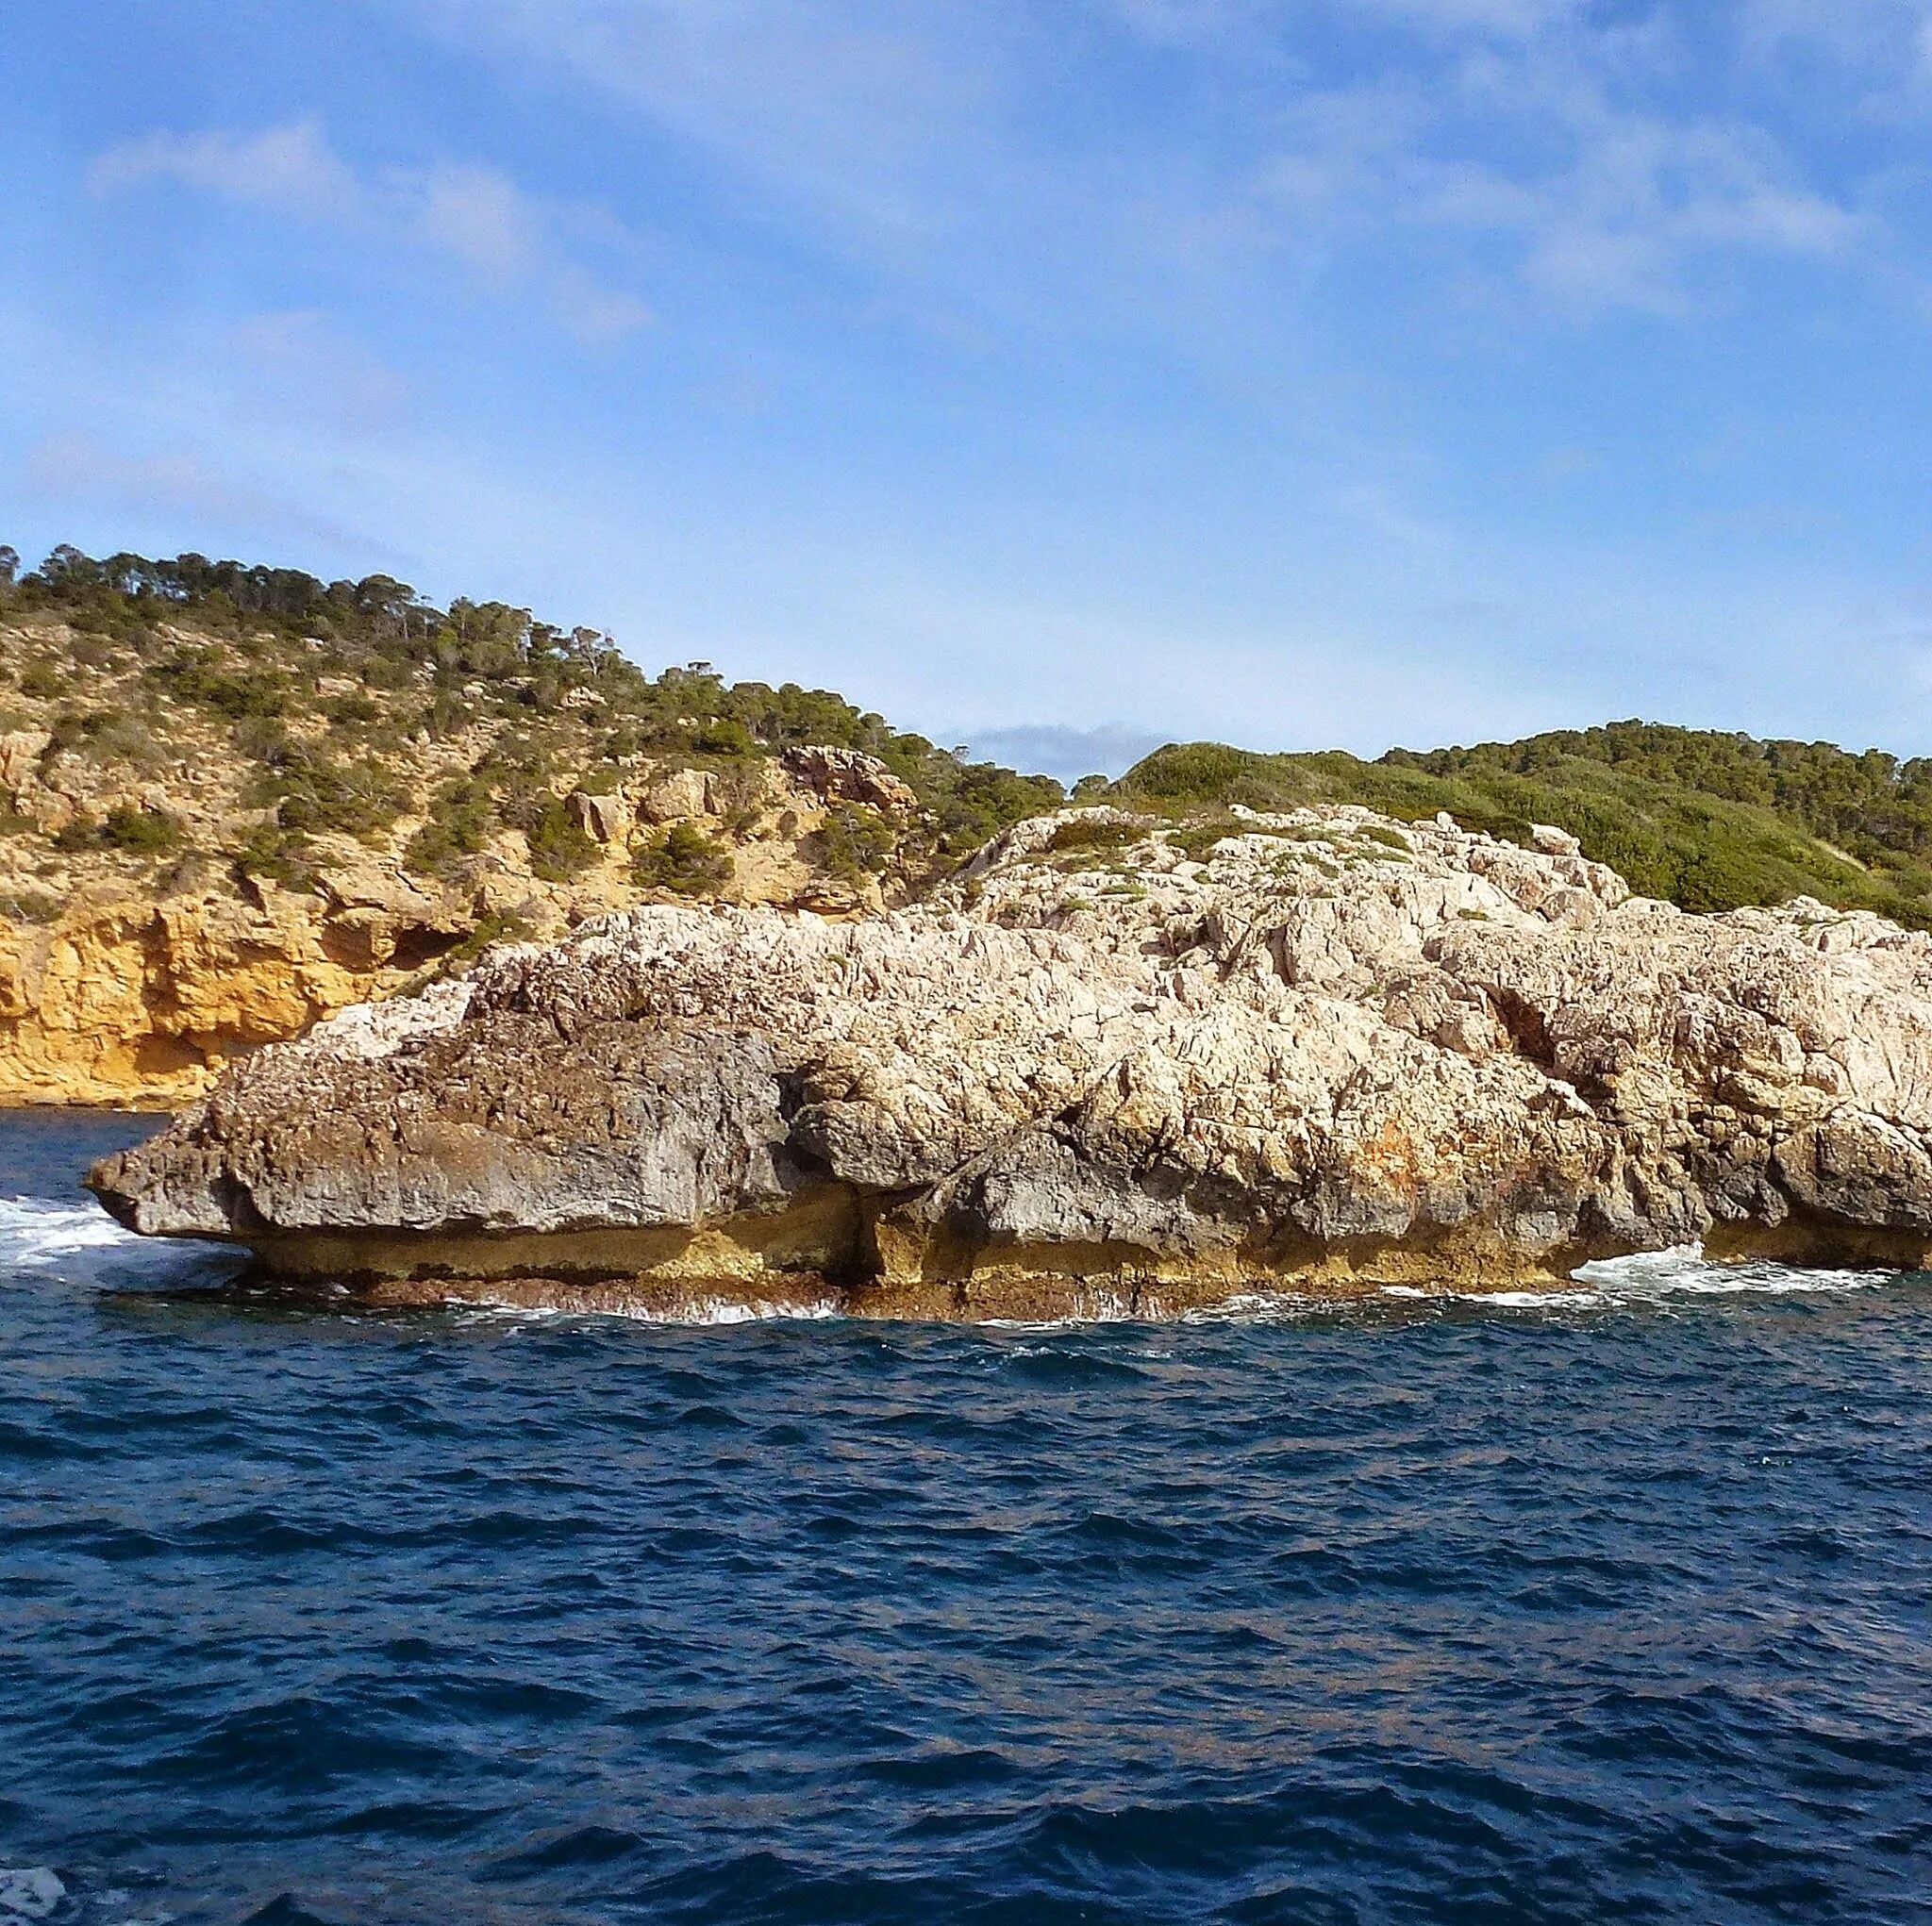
[1168,818,1251,860]
[59,709,161,769]
[99,805,184,855]
[437,910,537,971]
[693,716,758,758]
[516,794,601,883]
[231,823,316,888]
[1045,817,1143,857]
[0,889,60,924]
[325,690,380,728]
[1357,823,1411,851]
[404,780,496,878]
[633,822,733,894]
[258,755,403,838]
[820,804,894,879]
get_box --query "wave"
[0,1196,145,1268]
[0,1195,232,1288]
[0,1868,64,1926]
[1379,1243,1891,1314]
[1570,1242,1885,1296]
[450,1294,845,1327]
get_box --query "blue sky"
[6,1,1932,778]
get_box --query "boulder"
[781,746,917,814]
[569,790,628,844]
[0,730,50,808]
[636,768,709,824]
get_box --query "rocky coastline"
[90,805,1932,1317]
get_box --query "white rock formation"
[91,805,1932,1316]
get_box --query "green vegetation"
[1114,725,1932,925]
[819,805,895,880]
[12,541,1932,933]
[508,793,600,884]
[98,805,185,856]
[0,889,59,924]
[1043,817,1143,857]
[632,822,735,895]
[445,910,536,966]
[0,542,1064,884]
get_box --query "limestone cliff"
[92,805,1932,1315]
[0,747,915,1105]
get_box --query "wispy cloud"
[1354,0,1579,36]
[88,121,361,217]
[20,432,369,547]
[1250,29,1872,315]
[90,121,652,343]
[227,310,411,432]
[391,0,1884,333]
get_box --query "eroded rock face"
[90,806,1932,1312]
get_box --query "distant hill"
[0,541,1061,913]
[1109,724,1932,928]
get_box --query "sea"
[0,1106,1927,1925]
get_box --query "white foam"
[1178,1290,1326,1326]
[1571,1242,1884,1303]
[1363,1243,1889,1314]
[0,1196,144,1267]
[1464,1287,1604,1310]
[0,1867,65,1924]
[451,1294,845,1327]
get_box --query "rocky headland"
[92,805,1932,1317]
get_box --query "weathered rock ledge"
[89,805,1932,1317]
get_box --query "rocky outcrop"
[780,746,918,814]
[91,805,1932,1313]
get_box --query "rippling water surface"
[2,1109,1929,1925]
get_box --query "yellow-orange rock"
[0,890,387,1106]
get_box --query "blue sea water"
[0,1108,1928,1926]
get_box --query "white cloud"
[1253,29,1872,315]
[961,722,1166,782]
[87,120,361,218]
[404,0,1005,247]
[415,160,542,278]
[1743,0,1926,63]
[1111,0,1577,43]
[390,0,1883,337]
[91,122,651,342]
[1354,0,1578,34]
[1737,2,1932,118]
[549,270,655,343]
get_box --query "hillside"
[8,538,1932,1105]
[1109,728,1932,928]
[0,544,1059,1102]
